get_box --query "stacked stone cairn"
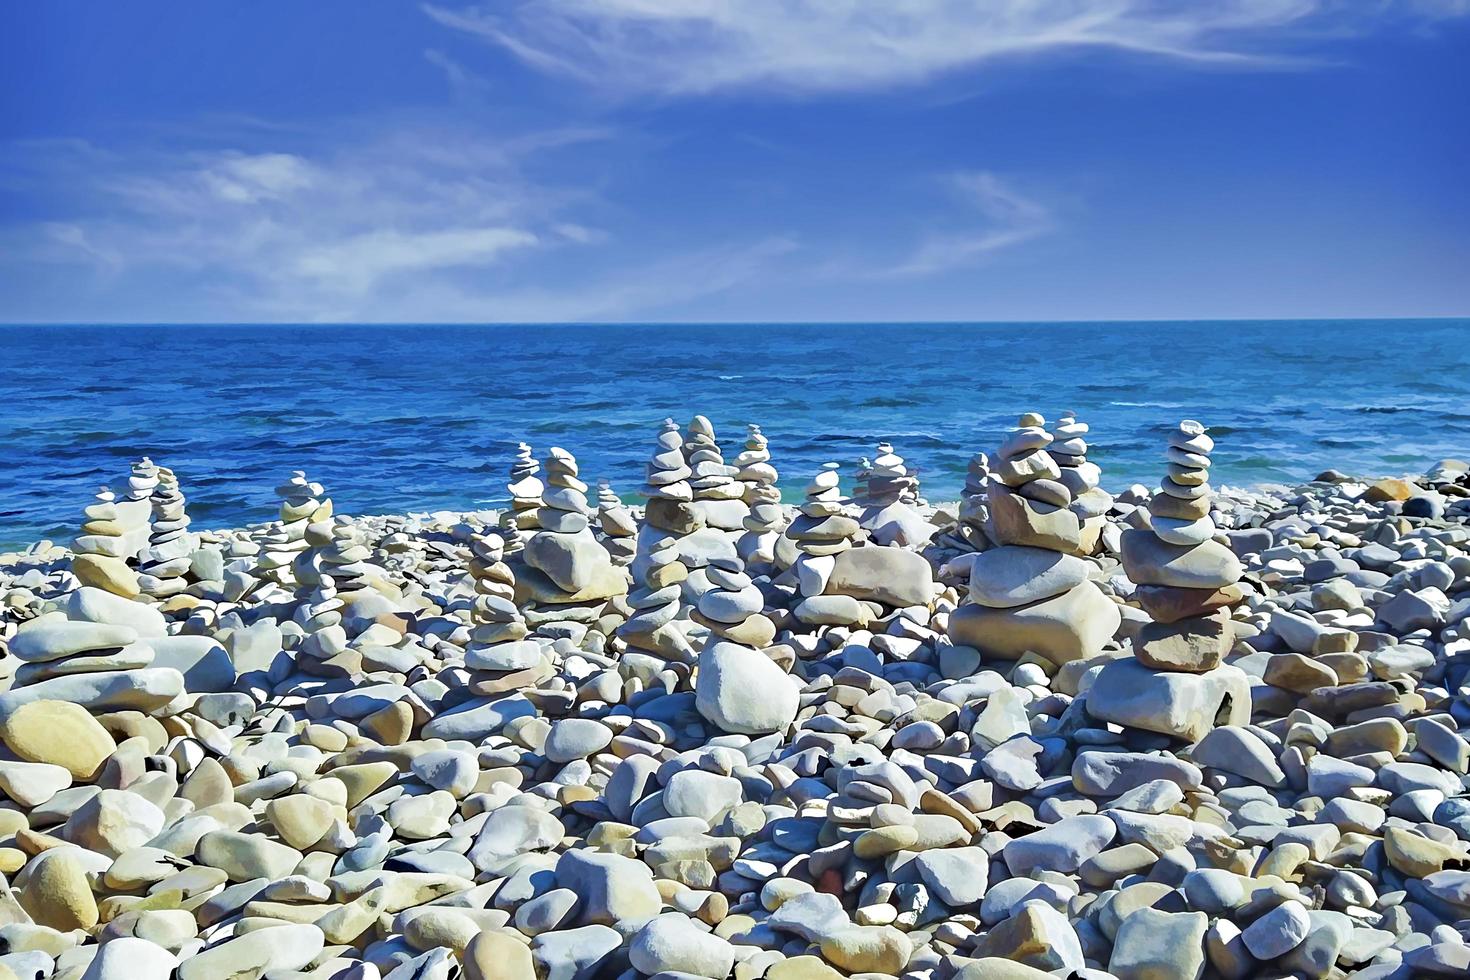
[1051,410,1113,555]
[256,471,329,586]
[5,586,186,717]
[619,535,696,663]
[462,593,547,695]
[293,572,353,676]
[693,554,795,734]
[786,463,869,627]
[949,412,1121,665]
[316,519,378,596]
[595,479,637,565]
[506,442,543,530]
[467,528,515,601]
[735,423,786,571]
[116,456,161,559]
[858,441,937,548]
[71,486,140,598]
[517,446,624,608]
[137,465,194,599]
[933,450,993,560]
[1089,419,1252,741]
[684,415,749,534]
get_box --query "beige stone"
[0,700,116,780]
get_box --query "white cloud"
[295,226,540,294]
[426,0,1469,95]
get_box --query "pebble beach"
[1,409,1470,980]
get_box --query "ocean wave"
[718,374,743,381]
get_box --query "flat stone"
[1086,660,1251,742]
[967,545,1089,608]
[1109,907,1208,980]
[948,581,1120,665]
[1135,611,1233,672]
[827,546,935,607]
[0,700,116,780]
[1121,530,1243,590]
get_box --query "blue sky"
[2,1,1467,323]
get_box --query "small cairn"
[693,555,795,734]
[857,441,936,548]
[137,466,193,599]
[317,520,377,596]
[957,451,993,548]
[71,487,140,598]
[256,471,330,586]
[684,415,748,534]
[1051,411,1113,554]
[787,463,870,627]
[293,572,353,676]
[949,412,1120,665]
[507,443,544,531]
[735,424,786,571]
[518,447,623,606]
[618,535,696,663]
[1088,419,1251,741]
[595,480,637,565]
[463,594,549,694]
[468,528,516,601]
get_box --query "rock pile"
[70,486,140,598]
[117,456,161,559]
[950,412,1121,665]
[684,415,748,535]
[3,415,1470,980]
[1092,419,1251,740]
[787,462,869,626]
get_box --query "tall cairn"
[786,463,869,628]
[137,466,193,599]
[957,451,993,548]
[632,418,694,588]
[735,424,786,571]
[857,441,937,548]
[1051,411,1113,555]
[1087,419,1251,741]
[619,535,696,663]
[71,486,141,598]
[507,443,544,531]
[949,412,1120,666]
[117,457,161,560]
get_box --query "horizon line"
[2,315,1468,328]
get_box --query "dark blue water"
[3,320,1468,549]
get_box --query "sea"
[2,320,1468,550]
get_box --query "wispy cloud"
[885,172,1054,277]
[0,123,799,322]
[424,0,1468,96]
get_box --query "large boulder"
[695,641,798,735]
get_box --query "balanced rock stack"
[735,424,787,570]
[71,486,141,598]
[693,555,796,734]
[594,479,637,565]
[2,587,184,719]
[1051,411,1113,554]
[506,442,543,530]
[315,519,377,595]
[137,465,194,599]
[683,414,749,533]
[949,413,1121,665]
[256,471,330,585]
[518,446,624,606]
[956,450,993,548]
[786,463,869,627]
[116,456,161,559]
[498,509,524,556]
[293,571,353,676]
[467,527,515,600]
[462,593,548,693]
[858,441,936,548]
[637,418,694,550]
[1089,419,1252,741]
[618,535,697,663]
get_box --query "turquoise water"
[2,320,1467,549]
